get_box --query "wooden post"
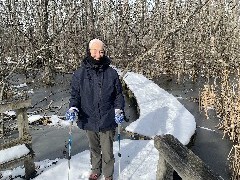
[16,109,23,138]
[16,107,35,179]
[0,113,3,137]
[154,134,222,180]
[16,107,30,138]
[156,153,174,180]
[24,159,36,179]
[24,144,36,180]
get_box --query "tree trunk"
[42,0,54,85]
[87,0,95,39]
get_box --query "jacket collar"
[82,55,111,71]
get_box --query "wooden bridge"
[0,99,35,179]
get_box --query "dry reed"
[200,68,240,178]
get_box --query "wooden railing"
[0,99,35,179]
[154,134,223,180]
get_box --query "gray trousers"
[86,129,115,177]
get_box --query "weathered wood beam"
[0,153,34,171]
[154,134,222,180]
[0,135,32,150]
[0,99,35,179]
[16,108,30,138]
[0,113,3,137]
[0,99,31,113]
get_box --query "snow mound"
[123,72,196,145]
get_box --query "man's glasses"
[90,49,105,54]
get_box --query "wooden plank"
[0,99,31,113]
[0,152,34,171]
[154,134,222,180]
[0,135,32,150]
[0,139,35,178]
[0,99,35,179]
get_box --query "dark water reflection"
[153,74,232,180]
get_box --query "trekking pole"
[68,121,73,180]
[117,124,121,178]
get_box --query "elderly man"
[66,39,125,180]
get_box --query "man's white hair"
[89,39,104,49]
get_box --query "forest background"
[0,0,239,179]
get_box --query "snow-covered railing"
[154,134,222,180]
[0,99,35,179]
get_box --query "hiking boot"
[89,173,100,180]
[105,176,113,180]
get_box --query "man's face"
[89,42,104,60]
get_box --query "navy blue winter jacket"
[69,56,125,132]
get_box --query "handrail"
[0,99,35,179]
[154,134,222,180]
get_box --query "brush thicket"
[200,68,240,178]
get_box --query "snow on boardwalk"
[33,140,158,180]
[123,72,196,145]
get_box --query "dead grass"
[200,68,240,179]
